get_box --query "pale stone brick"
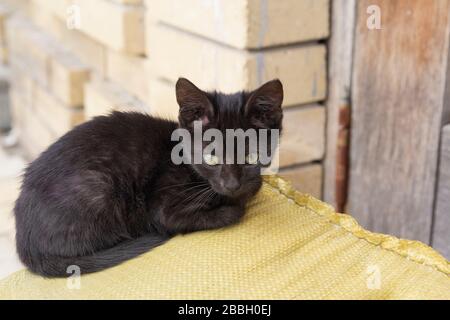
[148,78,179,120]
[21,116,57,159]
[0,45,7,65]
[11,88,57,158]
[279,106,325,167]
[6,17,51,87]
[0,3,11,45]
[106,50,150,102]
[9,63,33,108]
[29,6,106,75]
[7,16,90,107]
[9,87,26,130]
[10,61,84,138]
[74,0,145,54]
[30,0,68,17]
[33,0,145,54]
[50,50,90,108]
[110,0,142,4]
[32,82,85,137]
[146,0,329,49]
[148,24,326,106]
[0,0,28,12]
[55,26,106,76]
[84,78,150,119]
[279,164,323,199]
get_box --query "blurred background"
[0,0,448,279]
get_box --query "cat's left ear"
[176,78,214,128]
[245,79,283,130]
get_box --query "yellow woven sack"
[0,176,449,299]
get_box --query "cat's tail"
[26,234,169,278]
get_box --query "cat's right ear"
[244,79,283,130]
[176,78,214,128]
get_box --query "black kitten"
[14,78,283,277]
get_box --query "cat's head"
[175,78,283,199]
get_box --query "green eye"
[204,153,219,166]
[246,153,258,165]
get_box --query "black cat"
[14,78,283,277]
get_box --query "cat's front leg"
[161,203,246,234]
[203,204,246,230]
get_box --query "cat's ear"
[176,78,214,128]
[245,79,283,130]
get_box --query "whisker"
[179,186,211,205]
[187,187,213,208]
[191,188,216,211]
[155,181,208,194]
[180,183,210,193]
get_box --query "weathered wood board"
[433,125,450,259]
[324,0,356,209]
[349,0,450,243]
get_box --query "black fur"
[14,78,283,277]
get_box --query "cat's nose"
[223,179,241,193]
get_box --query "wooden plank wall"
[433,125,450,259]
[324,0,356,210]
[349,0,450,243]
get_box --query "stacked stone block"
[146,0,329,197]
[1,0,329,198]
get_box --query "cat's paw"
[213,205,245,225]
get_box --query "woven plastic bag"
[1,176,449,299]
